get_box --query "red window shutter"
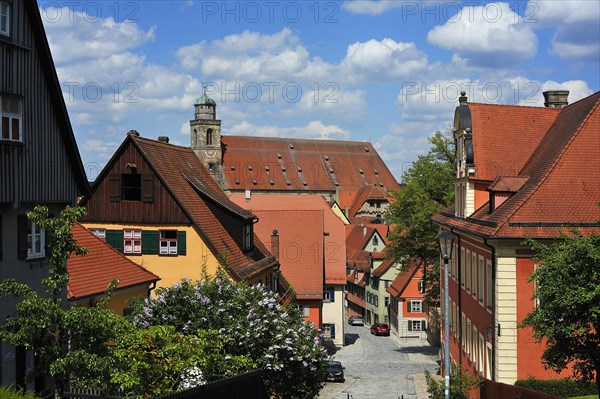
[141,174,154,203]
[108,174,121,202]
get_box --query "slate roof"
[67,223,159,300]
[130,135,277,280]
[229,193,347,285]
[434,91,600,238]
[220,136,400,209]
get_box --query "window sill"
[159,253,179,257]
[124,252,142,256]
[26,255,46,261]
[0,140,24,147]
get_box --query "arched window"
[206,128,213,146]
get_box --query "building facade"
[387,264,427,339]
[433,90,600,384]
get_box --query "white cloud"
[228,120,350,140]
[341,39,428,81]
[427,2,538,68]
[41,6,155,64]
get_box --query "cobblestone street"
[318,324,439,399]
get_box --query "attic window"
[252,179,257,185]
[364,147,370,152]
[329,167,334,173]
[121,173,142,201]
[264,165,270,171]
[324,155,329,161]
[230,165,236,170]
[277,153,282,159]
[285,180,291,186]
[358,168,364,174]
[296,166,302,172]
[289,144,294,149]
[248,165,253,171]
[269,179,274,185]
[235,179,240,185]
[281,165,286,171]
[373,169,379,175]
[1,94,22,142]
[302,180,307,186]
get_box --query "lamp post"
[438,230,457,399]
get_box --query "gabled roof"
[434,91,600,238]
[132,136,277,280]
[229,193,346,285]
[387,263,422,298]
[348,184,389,218]
[372,257,396,277]
[220,136,400,209]
[23,0,90,195]
[67,223,159,301]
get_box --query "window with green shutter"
[105,230,123,252]
[177,231,186,255]
[142,230,159,254]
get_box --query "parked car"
[370,323,390,336]
[348,316,364,326]
[325,360,345,382]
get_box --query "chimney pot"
[459,91,468,106]
[543,90,569,108]
[128,130,140,137]
[158,136,169,143]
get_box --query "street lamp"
[438,230,457,399]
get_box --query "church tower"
[191,84,224,183]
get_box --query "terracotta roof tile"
[67,223,159,300]
[387,263,420,298]
[221,136,400,209]
[434,91,600,238]
[348,185,389,218]
[229,193,347,285]
[132,136,277,280]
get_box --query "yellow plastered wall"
[71,286,149,315]
[81,223,221,290]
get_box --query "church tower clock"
[191,84,223,182]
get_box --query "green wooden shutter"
[177,231,186,255]
[106,230,123,252]
[408,321,412,331]
[142,230,159,254]
[407,302,412,313]
[108,174,121,201]
[141,174,154,203]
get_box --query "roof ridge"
[493,92,600,232]
[135,136,192,150]
[225,135,372,145]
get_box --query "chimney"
[271,230,280,261]
[158,136,169,143]
[459,90,468,106]
[128,129,140,137]
[543,90,569,108]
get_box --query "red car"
[370,323,390,336]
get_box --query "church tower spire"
[191,83,224,183]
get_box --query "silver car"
[348,316,364,326]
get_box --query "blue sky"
[37,0,600,181]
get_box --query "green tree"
[385,130,455,303]
[130,271,328,399]
[0,206,125,396]
[521,233,600,395]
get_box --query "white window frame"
[159,230,178,255]
[299,304,310,317]
[410,300,422,313]
[27,222,45,259]
[123,229,141,254]
[465,249,471,292]
[0,2,10,37]
[460,247,465,287]
[471,252,478,299]
[89,228,106,240]
[486,260,493,312]
[1,94,22,142]
[411,320,423,331]
[243,224,252,250]
[478,256,485,304]
[323,286,335,302]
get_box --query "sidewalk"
[388,332,440,399]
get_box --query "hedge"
[514,377,597,398]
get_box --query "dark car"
[325,360,345,382]
[348,316,364,326]
[370,323,391,336]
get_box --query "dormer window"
[0,2,10,37]
[121,173,141,201]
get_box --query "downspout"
[484,236,496,382]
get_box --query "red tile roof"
[67,223,159,300]
[345,223,390,268]
[434,91,600,238]
[220,136,400,209]
[469,102,561,182]
[131,136,277,280]
[229,193,346,285]
[348,184,389,218]
[244,209,324,299]
[387,263,420,298]
[372,257,396,277]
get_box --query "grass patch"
[569,396,598,399]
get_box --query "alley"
[318,324,439,399]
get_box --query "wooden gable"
[82,136,191,225]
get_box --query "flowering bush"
[129,271,328,398]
